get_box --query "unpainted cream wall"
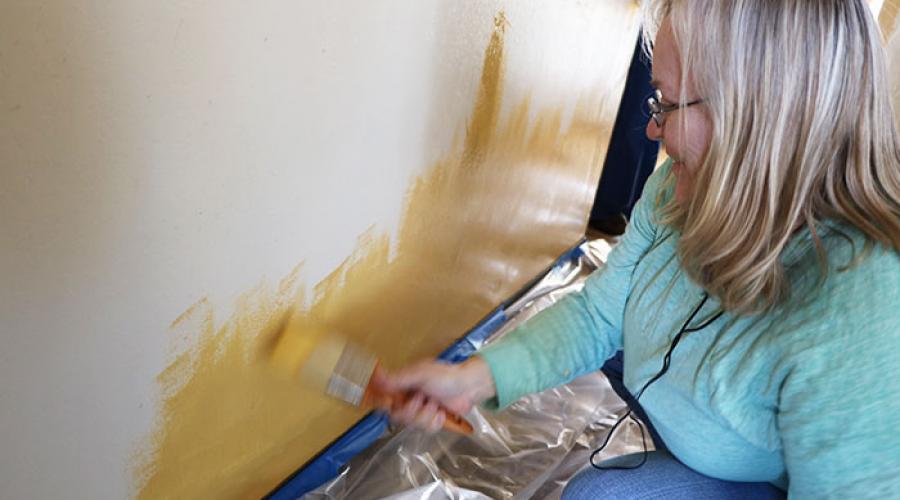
[0,1,640,498]
[0,4,443,497]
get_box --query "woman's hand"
[372,356,496,433]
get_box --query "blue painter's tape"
[438,306,507,364]
[559,241,585,263]
[268,242,585,498]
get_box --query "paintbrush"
[269,323,474,435]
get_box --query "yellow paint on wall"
[134,9,638,499]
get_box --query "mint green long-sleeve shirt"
[478,160,900,498]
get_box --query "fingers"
[395,392,425,424]
[426,409,446,433]
[387,394,447,434]
[376,359,473,434]
[416,400,448,433]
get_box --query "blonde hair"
[642,0,900,315]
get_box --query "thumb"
[376,361,432,393]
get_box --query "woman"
[377,1,900,498]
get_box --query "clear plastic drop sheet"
[305,239,652,499]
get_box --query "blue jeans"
[562,450,786,500]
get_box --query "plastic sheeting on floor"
[303,239,652,499]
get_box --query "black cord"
[590,293,723,470]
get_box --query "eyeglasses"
[647,89,703,127]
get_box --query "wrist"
[462,356,496,402]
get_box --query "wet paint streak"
[463,11,507,166]
[134,8,639,499]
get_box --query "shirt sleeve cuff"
[475,338,537,411]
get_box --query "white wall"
[0,1,639,498]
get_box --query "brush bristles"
[298,336,377,406]
[298,336,347,392]
[324,342,377,406]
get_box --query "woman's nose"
[646,117,663,141]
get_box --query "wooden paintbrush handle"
[363,381,474,435]
[387,389,474,435]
